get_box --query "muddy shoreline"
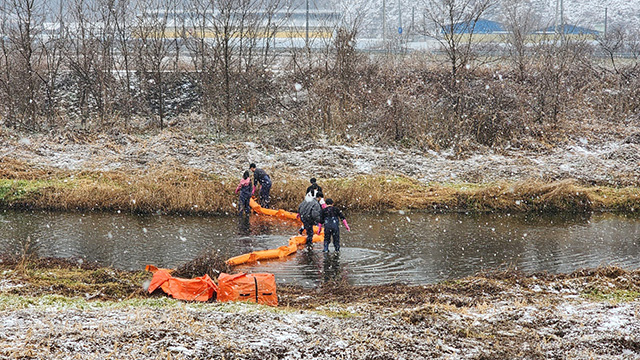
[1,258,639,359]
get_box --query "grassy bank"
[2,254,640,308]
[3,255,639,360]
[1,158,639,214]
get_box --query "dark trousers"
[260,182,271,209]
[239,195,250,215]
[323,219,340,252]
[303,219,315,246]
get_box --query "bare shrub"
[0,0,637,154]
[173,250,231,279]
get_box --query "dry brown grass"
[459,180,594,212]
[0,157,57,180]
[0,254,148,300]
[173,250,231,279]
[1,158,639,214]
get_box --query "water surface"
[1,210,639,286]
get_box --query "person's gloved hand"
[316,224,322,235]
[343,219,351,232]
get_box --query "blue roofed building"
[442,19,506,35]
[536,24,600,35]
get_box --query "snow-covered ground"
[2,129,639,186]
[1,286,638,359]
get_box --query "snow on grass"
[3,130,640,188]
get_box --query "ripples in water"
[1,210,639,286]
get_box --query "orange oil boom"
[226,198,324,266]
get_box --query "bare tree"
[500,0,539,81]
[0,0,47,129]
[627,28,640,62]
[110,0,135,126]
[36,3,66,128]
[183,0,289,132]
[530,38,591,126]
[67,0,119,128]
[259,0,291,66]
[183,0,216,129]
[133,0,176,129]
[596,26,624,75]
[421,0,496,89]
[209,0,252,127]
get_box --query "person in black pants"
[250,163,272,208]
[298,192,323,247]
[320,198,350,252]
[235,170,254,215]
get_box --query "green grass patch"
[0,178,73,204]
[0,179,40,203]
[0,293,299,313]
[582,288,640,303]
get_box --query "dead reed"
[0,158,638,214]
[173,250,231,279]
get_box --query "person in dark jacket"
[305,178,323,197]
[320,198,350,252]
[235,170,254,216]
[250,163,271,208]
[298,191,323,247]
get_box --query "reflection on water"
[237,214,251,236]
[1,209,639,286]
[322,252,346,284]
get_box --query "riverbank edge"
[2,256,640,310]
[1,158,639,214]
[3,259,640,358]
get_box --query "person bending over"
[250,163,272,208]
[298,191,323,247]
[305,178,323,197]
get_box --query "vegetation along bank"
[1,255,640,359]
[1,158,639,214]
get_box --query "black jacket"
[320,206,345,224]
[305,184,323,197]
[298,199,322,223]
[253,168,271,186]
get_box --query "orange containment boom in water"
[146,264,218,302]
[226,243,297,266]
[226,199,324,266]
[249,198,300,221]
[226,233,325,266]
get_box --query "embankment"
[1,158,639,214]
[1,255,639,359]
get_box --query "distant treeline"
[1,0,639,150]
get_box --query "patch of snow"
[167,346,193,356]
